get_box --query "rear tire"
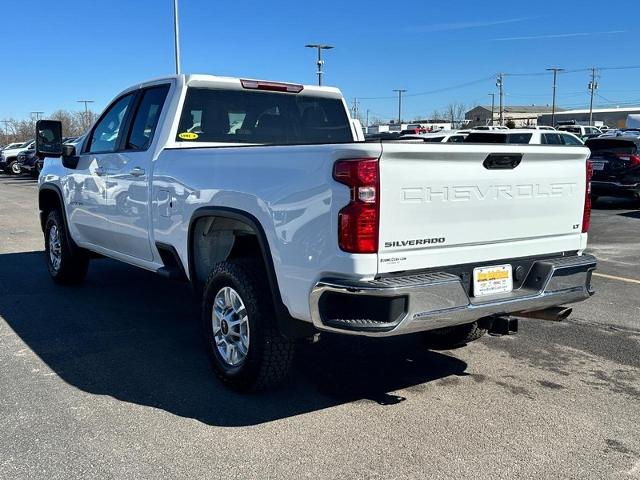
[201,259,295,392]
[422,321,487,349]
[44,209,89,285]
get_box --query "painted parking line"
[593,272,640,285]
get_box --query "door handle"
[94,166,106,176]
[129,167,145,177]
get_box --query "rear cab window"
[175,87,353,145]
[464,132,532,144]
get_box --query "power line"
[358,75,494,100]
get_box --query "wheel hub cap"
[212,286,250,367]
[48,225,62,271]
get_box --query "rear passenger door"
[103,84,170,261]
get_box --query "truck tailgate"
[377,143,590,273]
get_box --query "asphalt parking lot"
[0,175,639,479]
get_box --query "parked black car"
[17,149,39,177]
[586,137,640,203]
[18,136,79,177]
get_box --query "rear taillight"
[615,154,640,166]
[333,158,379,253]
[582,160,593,233]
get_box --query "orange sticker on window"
[178,132,198,140]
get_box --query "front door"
[65,93,136,249]
[103,84,170,261]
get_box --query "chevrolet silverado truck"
[35,74,596,391]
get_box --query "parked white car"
[474,125,509,131]
[400,130,468,143]
[1,142,26,150]
[557,125,601,137]
[36,74,596,391]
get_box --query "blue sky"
[2,0,639,122]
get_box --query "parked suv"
[1,140,34,174]
[586,136,640,203]
[557,125,601,139]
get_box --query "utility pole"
[77,100,94,115]
[77,100,95,130]
[546,67,564,127]
[588,68,598,127]
[30,111,44,121]
[305,44,334,86]
[496,74,504,125]
[366,109,370,127]
[393,89,407,125]
[351,98,360,122]
[173,0,181,74]
[488,93,495,126]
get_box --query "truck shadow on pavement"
[0,251,468,426]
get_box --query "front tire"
[44,209,89,285]
[202,259,295,392]
[423,321,487,349]
[8,160,21,175]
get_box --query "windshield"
[176,88,353,145]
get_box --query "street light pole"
[30,111,44,121]
[305,44,334,86]
[546,67,564,127]
[488,93,495,126]
[173,0,181,75]
[393,89,407,125]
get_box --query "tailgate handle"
[483,153,522,170]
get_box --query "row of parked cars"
[365,125,640,205]
[0,137,77,177]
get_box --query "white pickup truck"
[35,74,596,391]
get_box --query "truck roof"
[125,74,344,99]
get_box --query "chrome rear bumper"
[309,254,596,337]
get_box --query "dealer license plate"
[473,264,513,297]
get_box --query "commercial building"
[465,105,560,128]
[537,107,640,128]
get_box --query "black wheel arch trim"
[39,183,80,252]
[188,206,316,339]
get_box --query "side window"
[88,94,135,153]
[543,133,562,144]
[507,133,532,144]
[561,134,582,145]
[446,135,465,143]
[126,85,170,150]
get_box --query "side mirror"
[35,120,63,157]
[61,143,79,169]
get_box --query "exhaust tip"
[517,306,573,322]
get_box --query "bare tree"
[445,102,467,129]
[430,109,443,121]
[1,109,98,145]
